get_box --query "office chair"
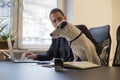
[89,25,111,66]
[113,25,120,66]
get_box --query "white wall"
[61,0,120,66]
[73,0,112,27]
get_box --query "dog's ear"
[60,21,67,29]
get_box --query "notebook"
[5,38,50,64]
[63,61,101,69]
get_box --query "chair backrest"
[113,25,120,66]
[89,25,111,66]
[89,25,110,44]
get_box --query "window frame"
[13,0,59,50]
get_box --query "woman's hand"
[21,51,36,59]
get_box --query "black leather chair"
[113,25,120,66]
[89,25,111,66]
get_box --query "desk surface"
[0,61,120,80]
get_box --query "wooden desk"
[0,61,119,80]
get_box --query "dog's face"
[50,20,68,38]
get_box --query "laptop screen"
[7,38,15,60]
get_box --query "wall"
[73,0,112,27]
[60,0,120,66]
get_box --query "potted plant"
[0,18,15,49]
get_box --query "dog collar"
[69,32,83,45]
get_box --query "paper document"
[63,61,100,69]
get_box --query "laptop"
[4,38,50,64]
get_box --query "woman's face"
[50,12,66,28]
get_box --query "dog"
[50,20,101,65]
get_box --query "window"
[0,0,58,50]
[0,0,12,36]
[18,0,57,50]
